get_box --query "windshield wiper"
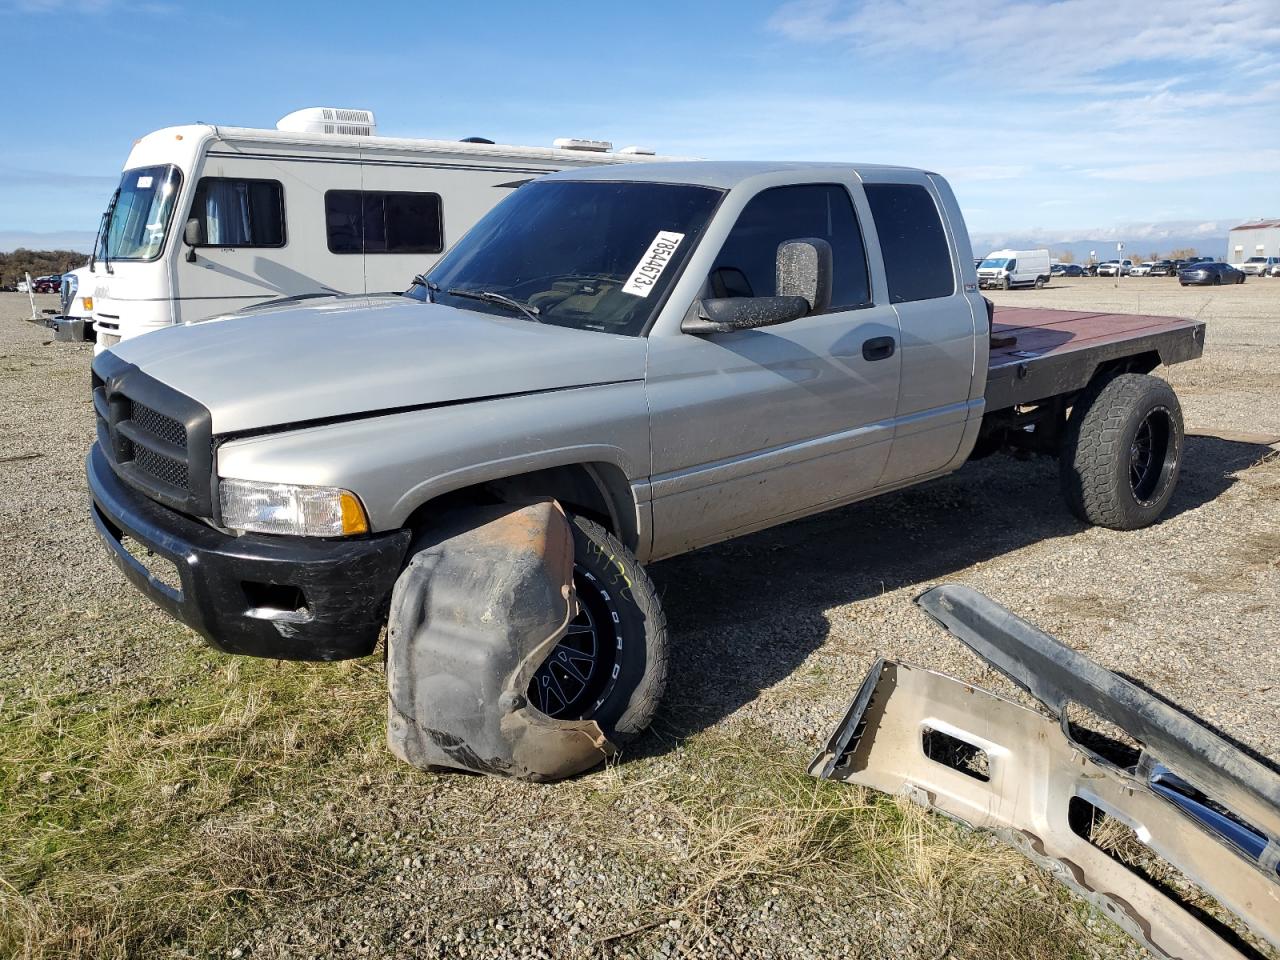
[100,188,120,275]
[446,288,543,324]
[410,274,438,303]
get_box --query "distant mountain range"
[0,219,1246,263]
[0,230,97,255]
[969,219,1237,262]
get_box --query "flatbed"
[985,306,1206,411]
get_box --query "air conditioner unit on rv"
[276,107,376,137]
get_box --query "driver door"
[645,182,902,559]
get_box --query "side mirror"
[682,295,810,334]
[776,237,832,314]
[183,218,200,263]
[682,237,834,335]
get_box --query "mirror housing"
[682,295,810,334]
[776,237,833,314]
[183,218,201,263]
[682,237,834,334]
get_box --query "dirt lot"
[1,280,1277,960]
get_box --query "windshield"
[416,180,723,336]
[99,165,183,262]
[979,257,1010,269]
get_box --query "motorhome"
[87,107,677,352]
[976,248,1051,289]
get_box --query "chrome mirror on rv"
[183,218,200,263]
[682,237,833,335]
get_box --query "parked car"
[1147,260,1178,277]
[1129,262,1155,277]
[1241,256,1280,276]
[1097,259,1134,277]
[86,161,1207,779]
[1083,262,1100,276]
[1055,263,1084,277]
[1269,262,1280,277]
[32,274,62,294]
[977,248,1051,289]
[1179,262,1245,285]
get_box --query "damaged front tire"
[385,502,667,781]
[538,515,668,742]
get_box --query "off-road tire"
[1059,373,1183,530]
[558,515,668,741]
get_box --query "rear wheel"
[1060,373,1183,530]
[1034,276,1046,289]
[528,515,668,741]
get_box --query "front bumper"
[88,445,411,660]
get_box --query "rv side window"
[863,182,955,303]
[189,178,285,248]
[324,190,443,255]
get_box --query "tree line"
[0,249,89,290]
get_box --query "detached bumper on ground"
[87,445,410,660]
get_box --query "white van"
[88,107,677,352]
[976,248,1051,290]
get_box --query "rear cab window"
[711,183,871,310]
[863,182,955,303]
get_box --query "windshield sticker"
[622,231,685,298]
[135,175,153,188]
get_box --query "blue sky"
[2,0,1278,247]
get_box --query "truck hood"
[106,296,647,434]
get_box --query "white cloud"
[768,0,1280,92]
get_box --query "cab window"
[864,182,955,303]
[188,178,285,247]
[710,184,871,311]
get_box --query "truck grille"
[91,356,214,517]
[130,400,187,448]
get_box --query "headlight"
[218,478,369,536]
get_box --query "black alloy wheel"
[529,565,622,720]
[1128,407,1175,506]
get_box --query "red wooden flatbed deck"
[989,306,1197,369]
[983,306,1205,410]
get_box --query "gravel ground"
[2,280,1277,959]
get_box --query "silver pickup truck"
[88,161,1205,769]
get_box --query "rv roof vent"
[618,145,656,156]
[276,107,377,137]
[553,137,613,153]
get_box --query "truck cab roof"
[541,160,933,189]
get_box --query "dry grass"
[580,732,1127,959]
[0,650,385,959]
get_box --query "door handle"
[862,336,896,361]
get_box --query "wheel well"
[401,462,640,552]
[1091,350,1161,380]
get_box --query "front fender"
[214,380,651,535]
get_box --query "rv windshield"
[415,179,723,336]
[980,258,1011,269]
[99,165,184,262]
